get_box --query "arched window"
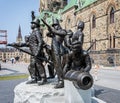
[113,35,115,48]
[91,39,96,50]
[94,39,96,50]
[67,18,71,29]
[110,7,114,24]
[91,40,94,50]
[65,18,71,29]
[92,15,96,28]
[110,35,112,48]
[68,18,71,24]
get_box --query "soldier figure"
[63,21,93,90]
[44,44,55,79]
[72,21,84,48]
[29,18,47,85]
[7,18,47,85]
[63,21,91,76]
[45,18,67,88]
[64,29,73,53]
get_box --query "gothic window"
[65,18,71,29]
[91,39,96,50]
[113,35,115,48]
[110,35,112,48]
[67,18,71,29]
[110,7,114,24]
[95,39,96,50]
[68,18,71,24]
[92,15,96,28]
[91,40,94,50]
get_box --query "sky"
[0,0,39,45]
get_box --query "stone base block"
[65,80,91,103]
[14,80,106,103]
[14,81,64,103]
[64,80,107,103]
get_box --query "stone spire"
[16,25,22,43]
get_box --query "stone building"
[61,0,120,50]
[38,0,120,66]
[0,48,30,63]
[61,0,120,66]
[0,26,30,63]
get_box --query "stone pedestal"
[65,80,91,103]
[14,81,64,103]
[64,80,106,103]
[14,80,106,103]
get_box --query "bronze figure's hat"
[31,19,40,27]
[52,18,59,27]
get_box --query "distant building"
[0,25,30,63]
[0,47,30,63]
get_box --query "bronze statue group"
[7,11,93,90]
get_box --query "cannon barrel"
[65,70,93,90]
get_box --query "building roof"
[0,48,16,52]
[37,11,52,26]
[37,10,62,26]
[75,0,97,12]
[81,0,97,8]
[62,0,78,13]
[62,0,97,13]
[38,0,98,27]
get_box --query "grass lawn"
[0,74,29,80]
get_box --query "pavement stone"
[0,79,27,103]
[92,64,120,71]
[0,62,29,76]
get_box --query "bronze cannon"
[65,70,93,90]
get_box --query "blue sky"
[0,0,39,45]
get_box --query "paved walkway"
[0,62,29,103]
[0,78,27,103]
[91,64,120,90]
[0,62,29,76]
[92,64,120,70]
[0,62,120,90]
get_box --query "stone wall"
[90,49,120,66]
[61,0,120,51]
[40,0,120,66]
